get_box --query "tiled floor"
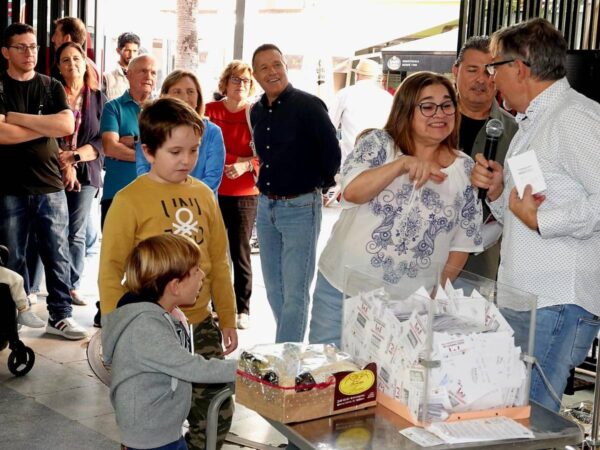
[1,203,596,449]
[0,204,343,449]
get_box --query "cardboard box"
[236,362,378,423]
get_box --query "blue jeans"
[0,192,72,320]
[256,191,322,343]
[66,185,97,289]
[85,194,100,256]
[530,304,600,411]
[309,271,344,348]
[26,237,43,293]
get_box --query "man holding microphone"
[471,18,600,411]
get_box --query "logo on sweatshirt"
[161,197,204,245]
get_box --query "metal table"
[267,402,583,450]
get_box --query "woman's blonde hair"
[160,69,205,116]
[124,234,201,301]
[217,60,255,97]
[384,71,459,156]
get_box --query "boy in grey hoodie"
[102,234,237,450]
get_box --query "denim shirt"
[250,84,341,196]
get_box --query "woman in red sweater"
[205,61,258,329]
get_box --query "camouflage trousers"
[185,315,234,450]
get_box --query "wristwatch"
[73,151,81,163]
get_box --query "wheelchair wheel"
[8,346,35,376]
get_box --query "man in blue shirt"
[250,43,341,343]
[100,54,156,227]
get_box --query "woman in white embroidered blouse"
[309,71,483,347]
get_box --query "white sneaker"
[249,238,260,254]
[237,313,250,329]
[18,310,46,328]
[27,293,38,305]
[46,317,88,340]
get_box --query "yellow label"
[338,369,375,396]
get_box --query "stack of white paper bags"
[341,281,528,422]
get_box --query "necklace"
[65,85,83,111]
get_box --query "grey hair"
[490,18,566,81]
[455,35,490,66]
[127,54,156,73]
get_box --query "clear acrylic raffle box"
[341,263,537,426]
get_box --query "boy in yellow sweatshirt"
[99,97,237,450]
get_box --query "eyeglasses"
[230,76,252,85]
[9,44,40,54]
[417,101,456,117]
[484,58,531,76]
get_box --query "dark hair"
[55,42,99,90]
[139,97,205,155]
[252,43,283,69]
[3,23,35,47]
[491,18,567,81]
[383,71,459,156]
[125,234,201,301]
[455,35,490,66]
[117,32,141,49]
[55,17,87,47]
[160,69,205,116]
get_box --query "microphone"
[478,118,505,200]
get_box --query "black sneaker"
[93,301,102,328]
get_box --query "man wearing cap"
[452,35,517,280]
[250,43,341,343]
[329,58,393,165]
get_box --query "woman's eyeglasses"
[230,77,252,85]
[417,101,456,117]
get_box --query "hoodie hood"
[102,298,169,365]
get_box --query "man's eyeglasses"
[417,101,456,117]
[484,58,531,76]
[230,76,252,85]
[9,44,40,54]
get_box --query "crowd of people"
[2,14,600,450]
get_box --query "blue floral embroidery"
[343,130,388,176]
[344,132,482,285]
[362,155,482,284]
[460,185,483,245]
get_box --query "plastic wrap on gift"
[235,343,377,423]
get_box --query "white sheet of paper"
[427,416,534,444]
[507,150,547,198]
[400,426,446,446]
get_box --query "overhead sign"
[382,52,456,74]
